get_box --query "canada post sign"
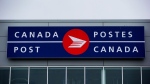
[7,26,145,58]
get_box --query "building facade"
[0,20,150,84]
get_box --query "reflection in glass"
[123,67,141,84]
[86,67,102,84]
[30,67,47,84]
[11,67,28,84]
[67,67,84,84]
[142,67,150,84]
[48,67,65,84]
[0,67,9,84]
[105,67,122,84]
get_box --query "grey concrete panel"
[48,60,103,66]
[0,37,7,51]
[145,37,150,51]
[0,23,48,36]
[104,23,150,36]
[49,23,103,26]
[0,52,47,66]
[104,52,150,66]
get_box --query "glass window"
[11,67,28,84]
[30,67,47,84]
[123,67,141,84]
[142,67,150,84]
[48,67,65,84]
[0,67,9,84]
[67,67,84,84]
[105,67,122,84]
[86,67,102,84]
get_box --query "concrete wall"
[0,20,149,66]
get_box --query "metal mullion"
[141,67,142,84]
[47,67,48,84]
[9,67,11,84]
[28,67,30,84]
[122,67,123,84]
[66,67,67,84]
[103,67,106,84]
[84,67,86,84]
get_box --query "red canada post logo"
[63,29,89,55]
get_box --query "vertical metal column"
[9,67,11,84]
[122,67,123,84]
[141,67,142,84]
[101,67,106,84]
[28,67,30,84]
[101,68,103,84]
[47,67,48,84]
[84,67,86,84]
[65,67,67,84]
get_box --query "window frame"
[0,66,149,84]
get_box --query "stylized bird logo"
[68,35,86,48]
